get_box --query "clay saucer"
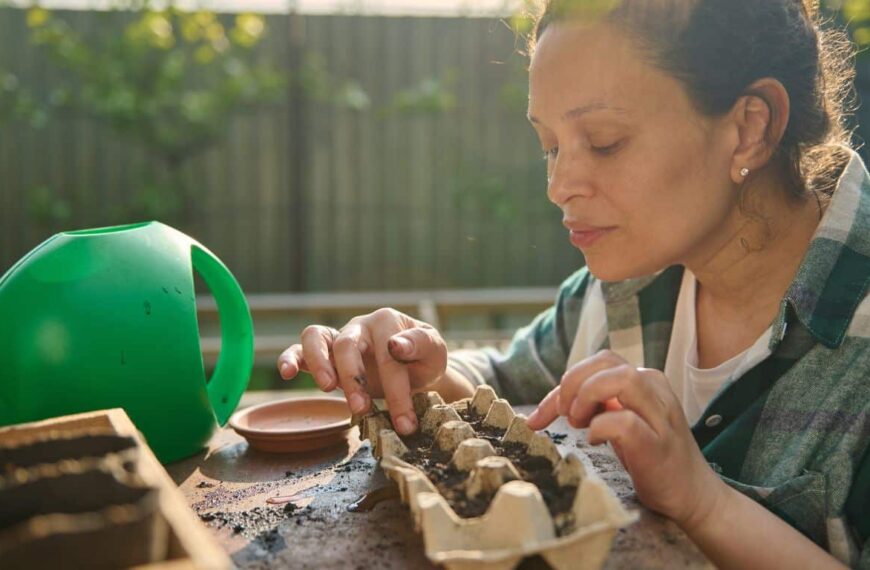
[229,397,353,453]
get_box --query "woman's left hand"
[526,349,725,529]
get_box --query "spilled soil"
[190,452,380,565]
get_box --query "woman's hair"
[528,0,857,199]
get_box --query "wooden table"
[166,391,712,569]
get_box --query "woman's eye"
[591,140,623,156]
[542,147,559,161]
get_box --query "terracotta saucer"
[229,397,353,453]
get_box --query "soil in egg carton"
[400,408,578,536]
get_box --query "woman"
[278,1,870,567]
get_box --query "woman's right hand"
[276,308,448,435]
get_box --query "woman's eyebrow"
[528,102,630,125]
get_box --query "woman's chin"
[584,256,662,283]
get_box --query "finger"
[332,323,373,415]
[567,365,633,428]
[526,386,560,430]
[557,350,628,417]
[369,317,417,435]
[387,326,447,380]
[277,344,307,380]
[568,366,669,434]
[587,409,659,459]
[300,325,339,392]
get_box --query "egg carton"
[357,385,638,570]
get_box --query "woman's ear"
[729,78,790,184]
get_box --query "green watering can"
[0,221,254,463]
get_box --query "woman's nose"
[546,153,594,206]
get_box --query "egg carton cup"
[357,385,638,570]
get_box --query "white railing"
[197,287,557,365]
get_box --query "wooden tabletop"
[166,391,712,569]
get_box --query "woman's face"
[528,22,739,281]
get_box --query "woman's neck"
[686,175,823,368]
[688,176,822,319]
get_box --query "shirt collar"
[778,149,870,349]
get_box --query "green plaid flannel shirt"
[449,149,870,567]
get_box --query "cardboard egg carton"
[358,385,638,570]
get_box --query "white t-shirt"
[566,269,774,426]
[663,269,773,426]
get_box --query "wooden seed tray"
[0,408,231,570]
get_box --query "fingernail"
[395,414,416,435]
[349,393,368,414]
[389,336,413,357]
[280,363,290,378]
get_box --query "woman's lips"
[568,227,616,248]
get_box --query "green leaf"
[13,3,286,212]
[26,7,50,28]
[335,81,371,111]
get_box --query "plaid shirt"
[450,149,870,567]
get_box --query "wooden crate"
[0,408,231,570]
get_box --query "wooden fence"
[0,8,584,293]
[5,8,865,295]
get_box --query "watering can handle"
[191,245,254,425]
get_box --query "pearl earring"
[740,168,750,177]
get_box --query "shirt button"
[705,414,723,428]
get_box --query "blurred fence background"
[0,7,583,295]
[2,5,870,295]
[2,2,869,389]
